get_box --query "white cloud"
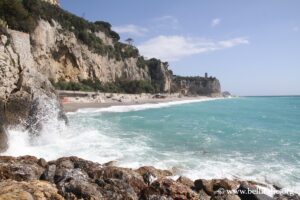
[211,18,221,27]
[138,35,249,61]
[152,15,179,30]
[112,24,148,36]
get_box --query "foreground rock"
[0,180,63,200]
[0,156,298,200]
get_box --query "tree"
[125,38,133,45]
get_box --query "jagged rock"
[97,166,147,195]
[0,180,64,200]
[176,176,194,188]
[136,166,173,180]
[274,193,300,200]
[237,183,273,200]
[199,189,211,200]
[0,124,7,153]
[0,156,299,200]
[172,76,221,96]
[194,179,239,196]
[140,178,199,200]
[211,188,241,200]
[194,179,215,195]
[0,156,45,181]
[0,29,67,141]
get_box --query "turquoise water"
[4,97,300,193]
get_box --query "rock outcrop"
[172,75,221,96]
[0,156,296,200]
[31,20,153,85]
[0,0,221,152]
[0,29,67,151]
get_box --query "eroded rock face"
[0,29,67,149]
[172,76,222,96]
[31,20,151,84]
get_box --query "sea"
[3,96,300,194]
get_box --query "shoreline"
[59,91,220,112]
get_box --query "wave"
[1,96,299,194]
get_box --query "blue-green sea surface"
[3,97,300,193]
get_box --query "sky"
[60,0,300,96]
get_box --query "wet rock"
[136,166,173,181]
[41,164,56,182]
[211,188,241,200]
[141,178,199,200]
[237,183,273,200]
[98,178,138,200]
[0,156,45,181]
[194,179,214,195]
[0,125,8,153]
[99,166,147,195]
[37,158,47,168]
[177,176,194,188]
[0,180,64,200]
[104,160,118,167]
[194,179,239,196]
[199,189,211,200]
[274,193,300,200]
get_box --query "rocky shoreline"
[0,156,298,200]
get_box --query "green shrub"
[52,79,155,94]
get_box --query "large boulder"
[140,178,199,200]
[0,156,45,181]
[0,180,63,200]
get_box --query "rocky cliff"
[0,29,67,152]
[172,75,221,97]
[0,0,172,151]
[0,0,220,152]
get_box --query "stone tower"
[42,0,60,6]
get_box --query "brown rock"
[37,158,47,168]
[0,180,64,200]
[99,166,147,194]
[136,166,173,180]
[0,156,45,181]
[194,179,239,195]
[0,125,8,153]
[141,178,199,200]
[194,179,214,195]
[177,176,194,188]
[213,179,240,191]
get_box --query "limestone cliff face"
[0,29,66,152]
[172,76,221,97]
[31,20,152,84]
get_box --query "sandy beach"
[58,90,218,112]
